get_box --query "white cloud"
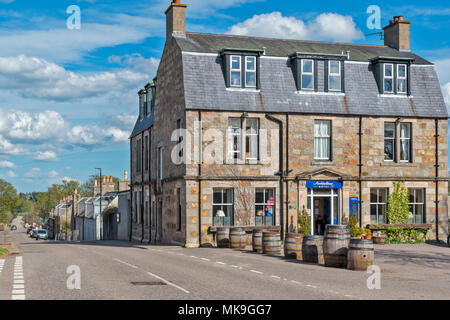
[227,12,364,42]
[0,110,66,141]
[31,151,58,162]
[0,21,158,63]
[0,170,16,179]
[0,160,15,168]
[24,168,42,178]
[0,55,148,101]
[108,54,160,77]
[0,134,24,155]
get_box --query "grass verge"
[0,248,9,256]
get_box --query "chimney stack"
[383,16,411,51]
[165,0,187,40]
[124,170,128,181]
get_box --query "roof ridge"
[185,31,389,49]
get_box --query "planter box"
[367,224,432,231]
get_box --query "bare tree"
[226,167,253,226]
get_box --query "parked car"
[30,229,38,238]
[10,225,17,231]
[36,230,48,240]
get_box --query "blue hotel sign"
[349,197,359,222]
[306,180,343,189]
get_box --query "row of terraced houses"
[129,0,449,247]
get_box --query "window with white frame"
[314,120,331,160]
[370,188,388,224]
[245,118,259,161]
[384,64,394,93]
[213,188,234,226]
[301,59,314,90]
[397,64,407,94]
[408,188,425,224]
[245,56,256,87]
[228,118,242,160]
[328,60,341,91]
[400,123,411,162]
[230,56,241,87]
[255,188,275,226]
[384,122,396,161]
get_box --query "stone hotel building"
[129,1,449,246]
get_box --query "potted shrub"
[363,228,372,240]
[372,231,386,245]
[348,215,364,238]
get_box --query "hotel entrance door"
[307,188,340,235]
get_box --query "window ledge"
[380,162,415,167]
[378,94,412,98]
[295,91,345,96]
[311,161,335,166]
[226,87,260,93]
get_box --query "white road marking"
[215,261,226,265]
[250,270,263,275]
[113,258,138,269]
[190,256,197,259]
[12,256,25,300]
[271,275,281,279]
[290,280,303,285]
[201,258,210,261]
[306,284,317,289]
[147,272,190,294]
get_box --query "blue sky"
[0,0,449,193]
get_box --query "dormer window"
[301,59,314,90]
[371,57,413,95]
[138,89,146,120]
[144,82,156,117]
[221,48,263,89]
[328,60,341,91]
[290,52,346,93]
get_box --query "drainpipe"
[198,111,202,247]
[129,138,133,242]
[435,118,440,241]
[265,114,284,241]
[148,128,152,244]
[285,114,292,235]
[141,132,145,243]
[358,116,363,228]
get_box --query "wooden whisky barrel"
[284,233,304,260]
[252,229,264,253]
[347,238,374,271]
[302,235,324,264]
[262,232,281,255]
[323,225,350,268]
[230,228,246,249]
[216,227,230,248]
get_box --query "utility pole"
[95,168,103,240]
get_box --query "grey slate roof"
[179,33,448,119]
[130,114,153,138]
[176,32,432,64]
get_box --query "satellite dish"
[216,210,225,217]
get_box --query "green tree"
[298,205,311,235]
[386,182,410,224]
[0,179,20,224]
